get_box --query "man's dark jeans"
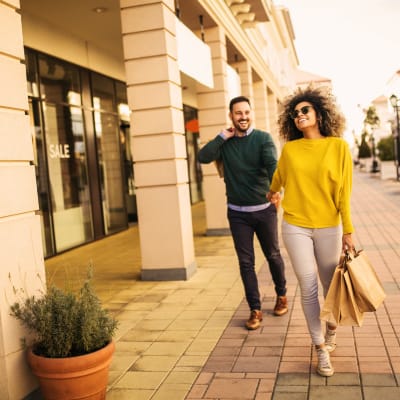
[228,206,287,311]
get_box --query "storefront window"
[25,49,134,256]
[116,81,136,221]
[92,74,127,233]
[38,55,81,105]
[29,99,55,257]
[184,105,203,203]
[26,50,39,98]
[43,104,93,251]
[26,49,55,256]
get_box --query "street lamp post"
[389,94,400,181]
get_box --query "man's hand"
[267,191,281,209]
[221,127,236,139]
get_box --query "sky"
[277,0,400,138]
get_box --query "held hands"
[267,191,281,209]
[268,191,354,251]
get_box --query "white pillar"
[120,0,196,280]
[231,60,254,104]
[253,80,270,132]
[267,88,281,150]
[197,26,231,234]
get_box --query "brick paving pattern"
[188,172,400,400]
[42,170,400,400]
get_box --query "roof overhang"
[225,0,271,23]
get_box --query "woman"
[267,86,355,377]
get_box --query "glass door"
[26,49,132,255]
[38,55,94,252]
[184,105,203,203]
[29,99,55,257]
[91,73,127,234]
[43,103,94,252]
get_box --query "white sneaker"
[325,328,337,352]
[316,347,334,377]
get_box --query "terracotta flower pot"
[27,341,115,400]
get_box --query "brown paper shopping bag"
[345,250,386,313]
[340,267,364,326]
[321,259,364,327]
[320,265,342,325]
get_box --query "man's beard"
[234,120,249,133]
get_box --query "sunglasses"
[290,105,313,119]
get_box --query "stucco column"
[231,60,254,105]
[197,26,231,235]
[120,0,196,280]
[267,89,281,149]
[0,1,46,399]
[253,80,270,132]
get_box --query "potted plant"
[10,268,118,400]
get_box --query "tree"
[362,105,380,172]
[363,105,380,129]
[358,131,371,158]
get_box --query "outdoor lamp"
[390,94,399,108]
[389,94,400,180]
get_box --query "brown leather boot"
[245,310,263,330]
[274,296,288,316]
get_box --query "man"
[198,96,288,330]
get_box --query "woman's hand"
[342,233,355,253]
[267,191,281,209]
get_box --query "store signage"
[49,144,70,159]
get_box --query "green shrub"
[10,269,118,358]
[377,136,395,161]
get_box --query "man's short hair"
[229,96,251,112]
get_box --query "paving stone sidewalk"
[187,171,400,400]
[43,170,400,400]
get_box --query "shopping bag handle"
[344,248,363,261]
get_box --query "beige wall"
[0,1,46,399]
[22,12,125,81]
[181,73,199,109]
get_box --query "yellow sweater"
[270,137,354,233]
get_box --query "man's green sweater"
[198,129,278,206]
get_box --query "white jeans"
[282,221,341,345]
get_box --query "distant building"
[387,70,400,97]
[371,95,392,142]
[294,69,332,90]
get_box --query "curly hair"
[278,86,346,141]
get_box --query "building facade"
[0,0,298,397]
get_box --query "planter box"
[27,341,115,400]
